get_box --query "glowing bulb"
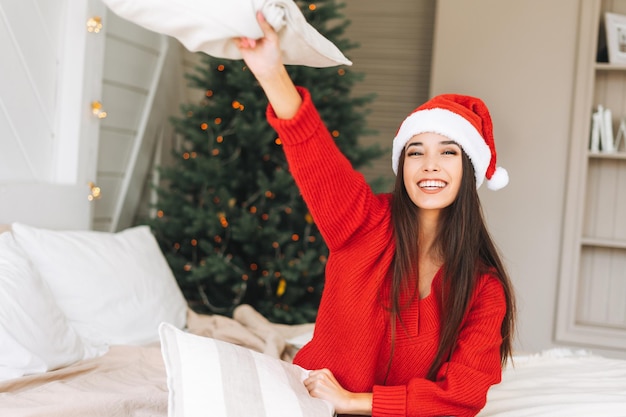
[86,17,103,33]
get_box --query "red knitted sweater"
[266,87,506,417]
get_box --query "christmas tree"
[147,0,384,324]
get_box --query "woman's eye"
[442,149,458,155]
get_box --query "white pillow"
[159,322,334,417]
[0,232,94,381]
[11,223,188,350]
[101,0,352,68]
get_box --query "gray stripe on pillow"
[280,361,332,417]
[217,342,267,417]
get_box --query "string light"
[91,101,107,119]
[87,181,101,201]
[86,16,103,33]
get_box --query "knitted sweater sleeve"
[266,87,386,250]
[372,276,507,417]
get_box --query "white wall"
[0,0,105,229]
[431,0,581,354]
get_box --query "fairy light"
[87,181,101,201]
[91,101,107,119]
[86,16,103,33]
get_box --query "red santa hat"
[391,94,509,191]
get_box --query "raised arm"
[236,12,301,120]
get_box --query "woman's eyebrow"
[407,140,458,147]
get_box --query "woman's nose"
[422,154,440,171]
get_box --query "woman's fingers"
[256,11,275,38]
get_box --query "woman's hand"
[236,11,283,82]
[304,369,373,415]
[235,10,301,119]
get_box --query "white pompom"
[487,167,509,190]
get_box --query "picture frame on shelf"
[605,12,626,64]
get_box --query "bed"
[1,186,626,417]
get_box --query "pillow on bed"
[159,322,334,417]
[11,223,188,351]
[0,232,96,381]
[101,0,352,68]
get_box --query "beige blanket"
[0,305,314,417]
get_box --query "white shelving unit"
[556,0,626,352]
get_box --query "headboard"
[0,183,92,230]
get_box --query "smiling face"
[402,132,463,211]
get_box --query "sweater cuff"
[265,86,325,146]
[372,385,406,417]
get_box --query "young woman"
[237,12,516,417]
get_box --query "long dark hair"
[388,149,516,381]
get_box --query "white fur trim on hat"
[392,108,491,188]
[487,166,509,190]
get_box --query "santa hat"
[391,94,509,191]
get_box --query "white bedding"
[1,221,626,416]
[478,348,626,417]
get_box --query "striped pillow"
[159,322,334,417]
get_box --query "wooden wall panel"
[342,0,436,187]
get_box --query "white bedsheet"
[478,348,626,417]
